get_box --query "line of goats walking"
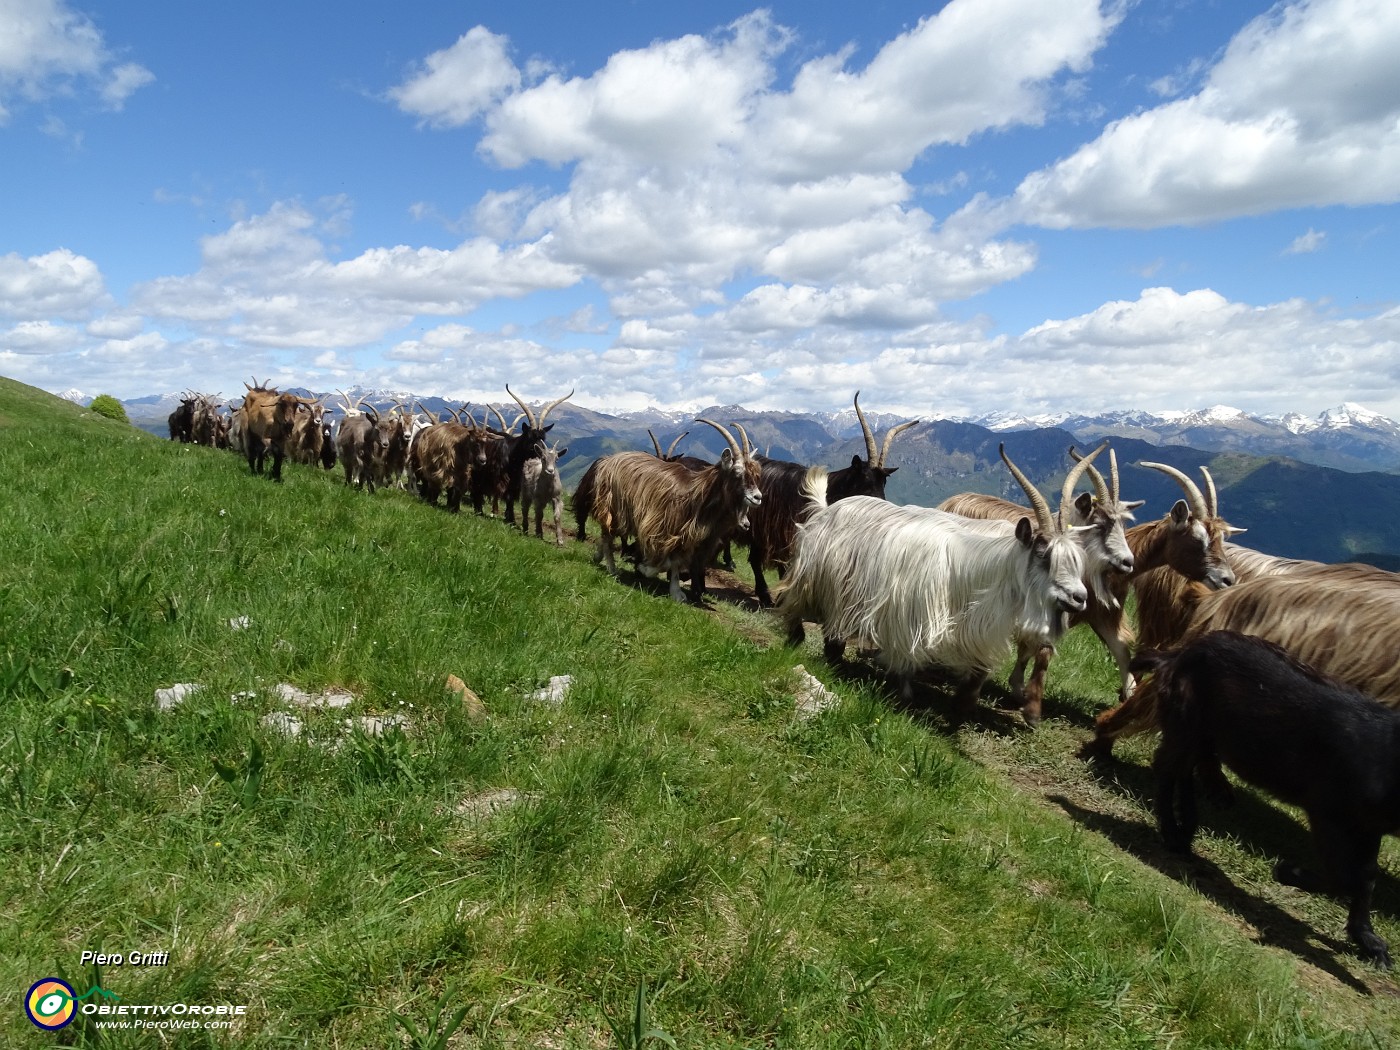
[172,378,1400,970]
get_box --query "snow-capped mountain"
[967,403,1400,473]
[109,385,1400,474]
[58,389,90,406]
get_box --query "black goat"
[741,392,918,606]
[168,395,195,442]
[1135,630,1400,969]
[470,406,518,517]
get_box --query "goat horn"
[647,429,663,457]
[1000,444,1056,535]
[1068,444,1113,511]
[1140,461,1210,520]
[487,404,510,432]
[538,388,573,426]
[1059,440,1106,531]
[505,385,536,429]
[853,391,879,465]
[878,419,919,467]
[731,422,754,457]
[696,418,741,459]
[1200,467,1219,518]
[666,432,688,458]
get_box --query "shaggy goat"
[585,419,761,603]
[409,417,488,512]
[1137,630,1400,969]
[575,430,706,545]
[777,443,1102,714]
[938,441,1140,722]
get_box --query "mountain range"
[76,388,1400,475]
[56,386,1400,568]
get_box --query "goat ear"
[543,423,554,433]
[1074,491,1095,519]
[1168,499,1191,527]
[1014,516,1034,547]
[557,446,568,459]
[850,454,863,469]
[719,448,736,468]
[879,466,897,477]
[1122,499,1146,511]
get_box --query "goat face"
[1163,499,1237,590]
[1070,492,1136,576]
[1020,518,1089,616]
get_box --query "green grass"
[2,374,1397,1047]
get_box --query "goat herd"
[167,379,1400,971]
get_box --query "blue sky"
[2,0,1398,418]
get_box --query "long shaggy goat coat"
[777,479,1087,681]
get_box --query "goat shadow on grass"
[815,653,1028,740]
[605,564,757,613]
[1082,754,1400,929]
[1047,795,1388,994]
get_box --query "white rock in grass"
[275,682,354,709]
[154,682,203,711]
[261,712,303,738]
[529,675,573,706]
[228,615,252,630]
[792,665,840,720]
[348,714,408,737]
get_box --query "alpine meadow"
[3,374,1398,1048]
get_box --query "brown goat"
[409,418,487,512]
[236,378,315,482]
[587,419,761,603]
[287,398,330,466]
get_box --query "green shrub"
[88,393,129,423]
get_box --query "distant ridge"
[9,374,1400,567]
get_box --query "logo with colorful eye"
[25,978,76,1030]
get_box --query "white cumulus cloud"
[1006,0,1400,228]
[0,0,153,120]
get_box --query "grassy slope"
[1,375,1396,1048]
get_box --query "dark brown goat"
[333,390,386,492]
[409,418,487,512]
[1137,630,1400,969]
[742,392,918,606]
